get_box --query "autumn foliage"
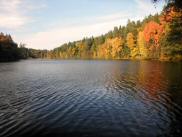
[47,6,181,60]
[1,1,181,61]
[143,21,163,46]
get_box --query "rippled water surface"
[0,60,182,137]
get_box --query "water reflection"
[0,60,182,137]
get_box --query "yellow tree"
[126,33,135,50]
[97,44,107,59]
[110,37,124,58]
[97,37,124,59]
[137,31,148,58]
[126,33,138,57]
[97,39,112,59]
[76,42,86,58]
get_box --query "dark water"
[0,60,182,137]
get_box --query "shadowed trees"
[0,33,19,61]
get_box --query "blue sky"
[0,0,165,49]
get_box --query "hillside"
[47,3,182,61]
[1,1,181,61]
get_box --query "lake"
[0,60,182,137]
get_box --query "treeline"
[49,14,160,59]
[0,33,48,62]
[1,1,181,62]
[47,2,182,61]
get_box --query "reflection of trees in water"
[103,61,140,97]
[137,61,166,98]
[162,62,182,136]
[137,61,182,136]
[106,61,182,136]
[105,61,169,135]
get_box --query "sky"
[0,0,165,50]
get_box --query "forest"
[0,0,182,62]
[47,1,182,61]
[0,33,48,61]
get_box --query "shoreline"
[1,57,182,63]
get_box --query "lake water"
[0,60,182,137]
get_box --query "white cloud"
[0,0,45,29]
[0,15,29,29]
[16,12,132,50]
[13,0,164,50]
